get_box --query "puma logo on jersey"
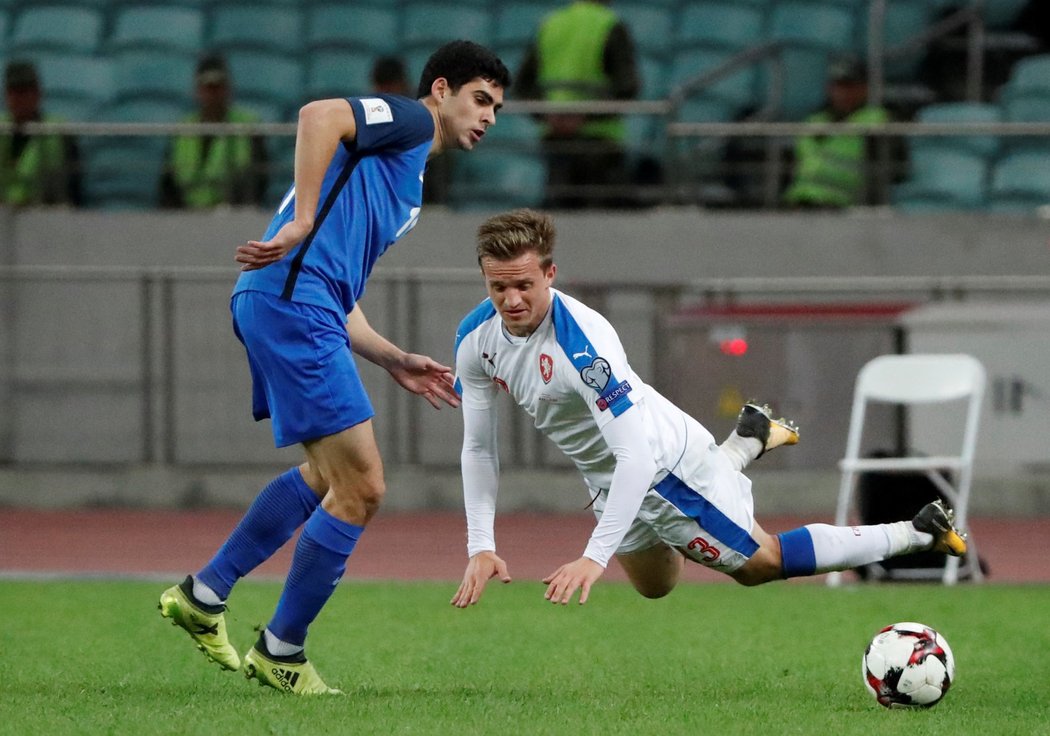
[572,346,593,360]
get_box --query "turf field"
[1,579,1046,736]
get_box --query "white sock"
[191,576,224,606]
[264,629,303,657]
[806,522,919,574]
[720,431,763,471]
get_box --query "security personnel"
[784,59,889,208]
[160,53,268,208]
[1,60,82,206]
[516,0,640,208]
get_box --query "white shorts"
[592,441,758,573]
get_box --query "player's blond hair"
[476,209,555,270]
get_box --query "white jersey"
[454,288,717,566]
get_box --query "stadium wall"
[1,207,1048,515]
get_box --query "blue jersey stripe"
[654,473,759,557]
[280,151,361,301]
[551,294,633,416]
[453,299,497,398]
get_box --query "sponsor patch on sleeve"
[596,380,632,414]
[360,97,394,125]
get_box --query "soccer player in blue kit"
[159,41,511,695]
[450,210,968,609]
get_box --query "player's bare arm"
[236,99,358,271]
[346,306,459,410]
[451,550,512,608]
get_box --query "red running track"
[1,508,1047,584]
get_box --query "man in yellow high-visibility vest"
[516,0,640,209]
[1,60,82,206]
[784,59,889,208]
[159,53,269,208]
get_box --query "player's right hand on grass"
[451,551,511,608]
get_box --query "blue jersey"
[233,95,434,316]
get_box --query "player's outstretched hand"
[235,219,312,271]
[542,556,605,605]
[451,551,511,608]
[390,354,461,409]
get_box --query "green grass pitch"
[1,579,1047,735]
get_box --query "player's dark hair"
[417,40,511,98]
[476,209,555,270]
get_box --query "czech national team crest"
[539,353,553,384]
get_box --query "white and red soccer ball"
[862,621,955,708]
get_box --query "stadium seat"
[31,53,114,116]
[402,2,493,49]
[637,52,669,100]
[111,49,197,108]
[82,139,166,210]
[610,2,673,56]
[265,134,295,207]
[224,51,303,120]
[893,148,988,210]
[857,0,936,81]
[483,112,541,154]
[305,4,400,54]
[305,49,374,100]
[494,1,551,51]
[915,102,1002,158]
[0,11,10,56]
[982,0,1028,29]
[669,48,758,116]
[1000,54,1050,102]
[207,5,302,55]
[9,5,104,54]
[768,1,856,53]
[676,2,764,52]
[988,150,1050,213]
[449,150,546,211]
[107,5,204,54]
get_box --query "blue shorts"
[231,291,374,447]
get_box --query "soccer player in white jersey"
[450,209,968,607]
[158,42,510,694]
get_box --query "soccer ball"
[862,621,955,708]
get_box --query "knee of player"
[636,584,675,599]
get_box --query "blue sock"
[196,468,320,600]
[777,527,817,578]
[267,506,363,647]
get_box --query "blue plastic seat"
[669,49,758,115]
[225,50,304,120]
[483,112,541,154]
[111,49,196,107]
[915,102,1002,158]
[9,5,104,54]
[983,0,1028,29]
[31,53,114,113]
[769,1,856,53]
[637,52,669,100]
[208,5,302,55]
[857,0,936,81]
[108,5,204,53]
[610,2,673,56]
[676,2,764,52]
[305,49,374,100]
[449,150,546,212]
[305,4,399,54]
[894,148,988,210]
[82,139,166,209]
[988,150,1050,212]
[1001,54,1050,101]
[0,11,10,56]
[494,1,551,50]
[402,2,492,49]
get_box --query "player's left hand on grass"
[235,219,312,271]
[542,556,605,605]
[390,354,461,409]
[451,551,511,608]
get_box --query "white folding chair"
[827,354,986,586]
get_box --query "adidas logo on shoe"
[272,667,301,691]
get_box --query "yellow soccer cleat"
[913,499,968,557]
[736,402,800,458]
[158,576,241,671]
[243,636,342,696]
